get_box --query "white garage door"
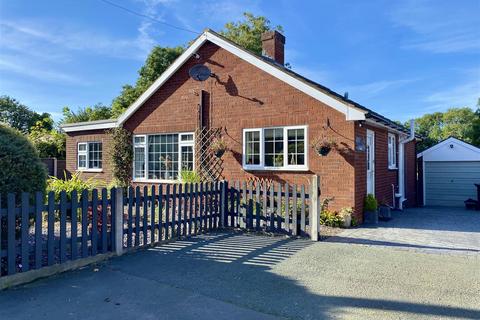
[425,161,480,207]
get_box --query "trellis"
[194,127,224,181]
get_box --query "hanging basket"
[214,149,226,158]
[316,146,331,156]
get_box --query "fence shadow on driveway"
[1,231,479,319]
[326,236,480,254]
[105,231,480,320]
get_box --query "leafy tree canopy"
[0,95,51,133]
[220,12,283,55]
[407,103,479,151]
[28,117,66,159]
[111,46,184,117]
[61,103,113,124]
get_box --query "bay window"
[77,142,102,171]
[388,133,397,169]
[133,132,195,181]
[243,125,307,170]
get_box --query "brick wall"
[354,124,400,218]
[65,129,113,183]
[404,140,417,207]
[66,41,418,217]
[123,41,356,212]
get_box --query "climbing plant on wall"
[108,127,133,188]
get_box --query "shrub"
[108,127,133,188]
[320,209,343,227]
[0,124,47,198]
[364,194,378,212]
[180,170,202,183]
[47,171,95,201]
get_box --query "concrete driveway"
[0,207,479,320]
[331,207,480,255]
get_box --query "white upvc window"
[77,142,102,171]
[133,132,195,182]
[242,125,308,171]
[388,133,397,169]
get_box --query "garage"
[418,137,480,207]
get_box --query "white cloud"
[0,19,154,60]
[423,77,480,112]
[344,78,419,98]
[391,0,480,53]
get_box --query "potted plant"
[339,207,354,228]
[311,137,337,156]
[364,194,378,224]
[210,137,228,158]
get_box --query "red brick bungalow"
[61,29,418,218]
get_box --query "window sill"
[132,178,181,184]
[388,166,398,171]
[243,166,309,172]
[77,169,103,173]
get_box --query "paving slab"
[329,207,480,255]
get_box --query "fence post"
[310,175,320,241]
[114,187,124,255]
[220,181,227,228]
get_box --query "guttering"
[397,119,415,210]
[364,118,408,136]
[61,119,118,133]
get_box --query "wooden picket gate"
[122,182,222,249]
[224,182,312,237]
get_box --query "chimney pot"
[261,30,285,65]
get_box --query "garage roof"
[417,137,480,161]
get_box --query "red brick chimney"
[261,30,285,65]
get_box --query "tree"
[471,99,480,146]
[28,118,66,159]
[220,12,283,55]
[410,106,478,151]
[0,95,51,133]
[111,46,184,117]
[0,125,47,198]
[61,103,113,124]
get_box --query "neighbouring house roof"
[61,119,117,132]
[417,136,480,160]
[61,29,411,134]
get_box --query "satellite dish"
[188,64,212,81]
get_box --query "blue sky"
[0,0,479,123]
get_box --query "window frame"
[242,125,308,171]
[132,132,195,182]
[387,133,397,169]
[77,141,103,172]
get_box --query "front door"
[366,130,375,195]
